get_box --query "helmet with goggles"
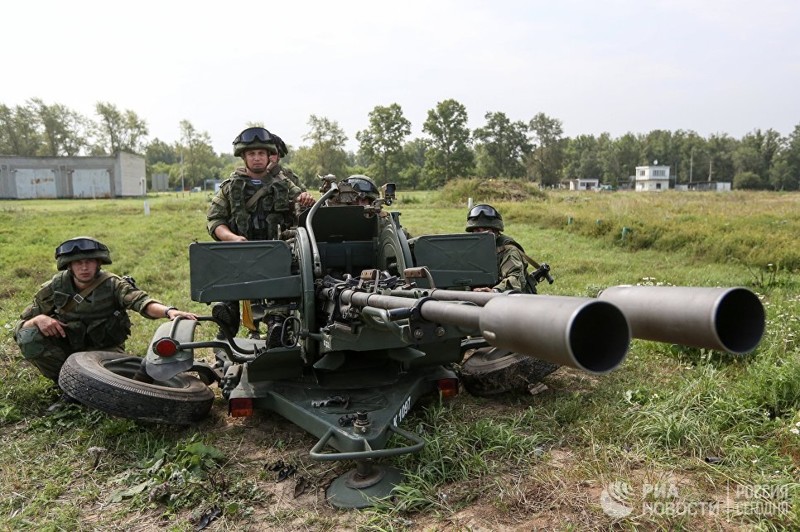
[345,175,379,201]
[232,127,289,158]
[55,236,112,271]
[465,204,504,232]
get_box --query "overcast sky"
[3,0,799,154]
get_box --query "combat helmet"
[465,204,504,232]
[55,236,112,271]
[345,175,380,202]
[232,127,288,158]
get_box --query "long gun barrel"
[337,289,631,374]
[597,286,765,354]
[392,285,765,355]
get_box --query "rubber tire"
[59,351,215,425]
[460,348,559,397]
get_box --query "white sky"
[3,0,799,154]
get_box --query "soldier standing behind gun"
[206,126,314,339]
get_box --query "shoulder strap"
[245,185,271,210]
[499,244,542,269]
[60,272,112,314]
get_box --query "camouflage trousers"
[15,326,123,382]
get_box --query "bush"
[438,178,547,204]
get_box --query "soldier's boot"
[212,301,240,340]
[46,390,79,413]
[246,319,262,340]
[265,316,285,348]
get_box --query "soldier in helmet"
[465,204,532,293]
[326,175,381,206]
[207,126,314,242]
[207,127,315,340]
[462,206,559,394]
[14,237,197,409]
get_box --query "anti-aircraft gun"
[59,179,766,508]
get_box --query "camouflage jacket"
[494,234,530,293]
[207,165,306,241]
[14,270,160,350]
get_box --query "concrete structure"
[634,164,671,192]
[0,152,146,199]
[568,178,600,191]
[675,181,732,192]
[151,173,169,192]
[204,178,222,192]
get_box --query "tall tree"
[145,138,178,166]
[640,129,675,168]
[93,102,149,154]
[356,103,411,184]
[0,103,41,156]
[422,99,474,187]
[177,120,221,189]
[769,124,800,191]
[600,132,642,187]
[31,98,88,156]
[291,115,349,182]
[397,138,427,189]
[563,134,601,181]
[472,111,530,179]
[705,133,737,183]
[733,129,782,185]
[672,130,707,185]
[526,112,565,186]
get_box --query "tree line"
[2,98,799,191]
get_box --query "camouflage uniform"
[462,206,558,390]
[206,164,307,341]
[465,204,533,294]
[207,165,307,241]
[493,234,531,293]
[14,271,160,381]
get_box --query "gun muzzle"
[344,290,630,373]
[598,286,765,354]
[478,295,631,374]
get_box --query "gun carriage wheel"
[59,351,215,425]
[460,347,560,396]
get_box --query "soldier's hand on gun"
[297,192,315,207]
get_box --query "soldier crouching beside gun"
[13,236,197,411]
[460,204,558,395]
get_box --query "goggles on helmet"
[467,204,501,220]
[234,127,274,144]
[347,178,378,195]
[55,238,108,258]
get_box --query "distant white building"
[0,152,145,199]
[674,181,732,192]
[635,163,670,192]
[568,178,600,191]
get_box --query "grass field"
[1,189,799,530]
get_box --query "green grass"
[1,189,799,529]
